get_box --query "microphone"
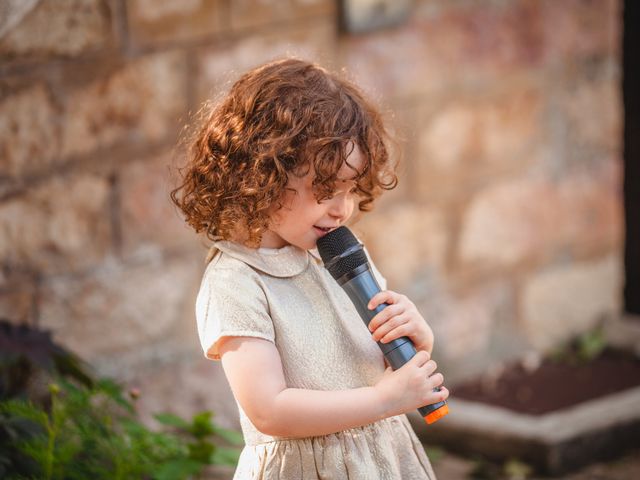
[317,226,449,424]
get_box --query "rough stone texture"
[540,0,621,63]
[61,51,188,158]
[354,204,449,289]
[416,87,542,184]
[0,0,112,59]
[406,276,521,383]
[0,84,60,178]
[130,355,239,431]
[127,0,225,47]
[195,21,337,106]
[0,174,111,273]
[458,161,622,267]
[522,255,622,350]
[229,0,335,31]
[119,153,199,258]
[559,64,623,165]
[39,254,202,368]
[0,270,36,325]
[341,1,546,100]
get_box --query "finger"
[368,304,405,332]
[368,290,400,310]
[429,372,444,388]
[436,386,449,402]
[411,350,431,366]
[377,320,412,344]
[369,305,406,333]
[422,359,438,376]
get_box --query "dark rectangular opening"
[624,0,640,314]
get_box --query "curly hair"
[170,58,399,247]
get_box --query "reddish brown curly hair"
[170,58,399,247]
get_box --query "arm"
[219,336,447,439]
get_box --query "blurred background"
[1,0,637,478]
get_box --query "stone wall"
[0,0,623,424]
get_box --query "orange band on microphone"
[424,404,449,424]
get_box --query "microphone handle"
[339,266,448,424]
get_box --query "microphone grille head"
[316,226,369,280]
[316,226,359,263]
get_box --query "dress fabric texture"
[195,240,436,480]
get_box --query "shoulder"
[198,249,268,304]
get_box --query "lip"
[313,226,336,236]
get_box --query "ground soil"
[452,348,640,415]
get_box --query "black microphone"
[317,226,449,424]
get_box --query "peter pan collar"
[206,240,323,278]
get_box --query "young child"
[171,58,448,479]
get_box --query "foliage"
[550,324,608,365]
[1,376,243,479]
[0,319,243,479]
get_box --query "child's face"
[260,144,364,250]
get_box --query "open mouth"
[314,225,335,235]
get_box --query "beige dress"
[196,240,436,480]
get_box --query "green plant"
[0,319,243,479]
[1,377,242,479]
[550,324,608,365]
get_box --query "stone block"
[522,254,622,350]
[0,271,36,325]
[61,51,188,158]
[120,152,200,257]
[39,255,202,367]
[0,84,60,178]
[416,88,541,180]
[0,174,111,273]
[0,0,112,59]
[459,175,558,266]
[127,0,226,47]
[541,0,621,63]
[195,21,337,106]
[0,84,60,177]
[354,203,449,289]
[560,66,622,158]
[458,160,622,267]
[558,160,623,254]
[128,355,239,431]
[341,0,546,100]
[230,0,335,31]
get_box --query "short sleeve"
[195,261,275,361]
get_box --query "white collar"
[206,240,323,278]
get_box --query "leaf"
[503,457,533,479]
[0,400,49,428]
[212,425,244,445]
[153,458,203,480]
[154,413,191,430]
[189,411,214,437]
[188,440,215,464]
[423,445,445,464]
[210,446,241,466]
[577,328,606,362]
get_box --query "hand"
[374,350,448,417]
[367,290,435,354]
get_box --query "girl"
[171,58,448,479]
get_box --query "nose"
[327,192,352,221]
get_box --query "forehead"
[337,143,365,181]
